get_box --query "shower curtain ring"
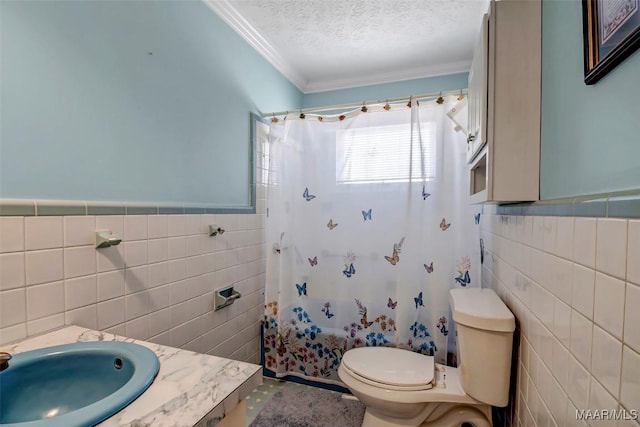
[361,101,368,113]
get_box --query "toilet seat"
[341,347,434,391]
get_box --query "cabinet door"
[466,13,489,164]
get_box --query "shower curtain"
[263,99,480,385]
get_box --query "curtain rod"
[261,88,467,118]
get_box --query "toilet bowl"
[338,288,515,427]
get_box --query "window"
[256,120,276,185]
[336,122,437,185]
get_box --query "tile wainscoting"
[0,202,267,363]
[481,204,640,427]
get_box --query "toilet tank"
[450,288,515,407]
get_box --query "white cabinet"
[466,13,488,163]
[468,0,541,203]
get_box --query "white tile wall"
[482,213,640,427]
[593,273,625,340]
[25,249,64,285]
[25,217,63,250]
[624,283,640,353]
[64,216,95,247]
[0,217,24,253]
[0,252,25,291]
[621,347,640,413]
[573,218,597,269]
[124,215,148,241]
[0,204,266,365]
[628,221,640,287]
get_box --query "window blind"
[336,123,436,184]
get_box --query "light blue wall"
[540,0,640,200]
[0,0,302,205]
[302,73,468,108]
[10,0,629,204]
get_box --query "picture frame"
[582,0,640,84]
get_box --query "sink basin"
[0,341,160,427]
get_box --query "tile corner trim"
[0,198,257,216]
[485,189,640,219]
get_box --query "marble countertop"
[0,325,262,427]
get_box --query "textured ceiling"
[207,0,489,93]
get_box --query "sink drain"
[114,357,123,370]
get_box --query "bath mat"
[248,381,365,427]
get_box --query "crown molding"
[204,0,470,94]
[302,61,472,94]
[203,0,308,92]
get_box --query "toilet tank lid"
[449,288,515,332]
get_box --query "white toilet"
[338,288,515,427]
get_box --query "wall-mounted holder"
[214,285,241,311]
[209,224,225,237]
[95,230,122,249]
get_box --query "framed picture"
[583,0,640,84]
